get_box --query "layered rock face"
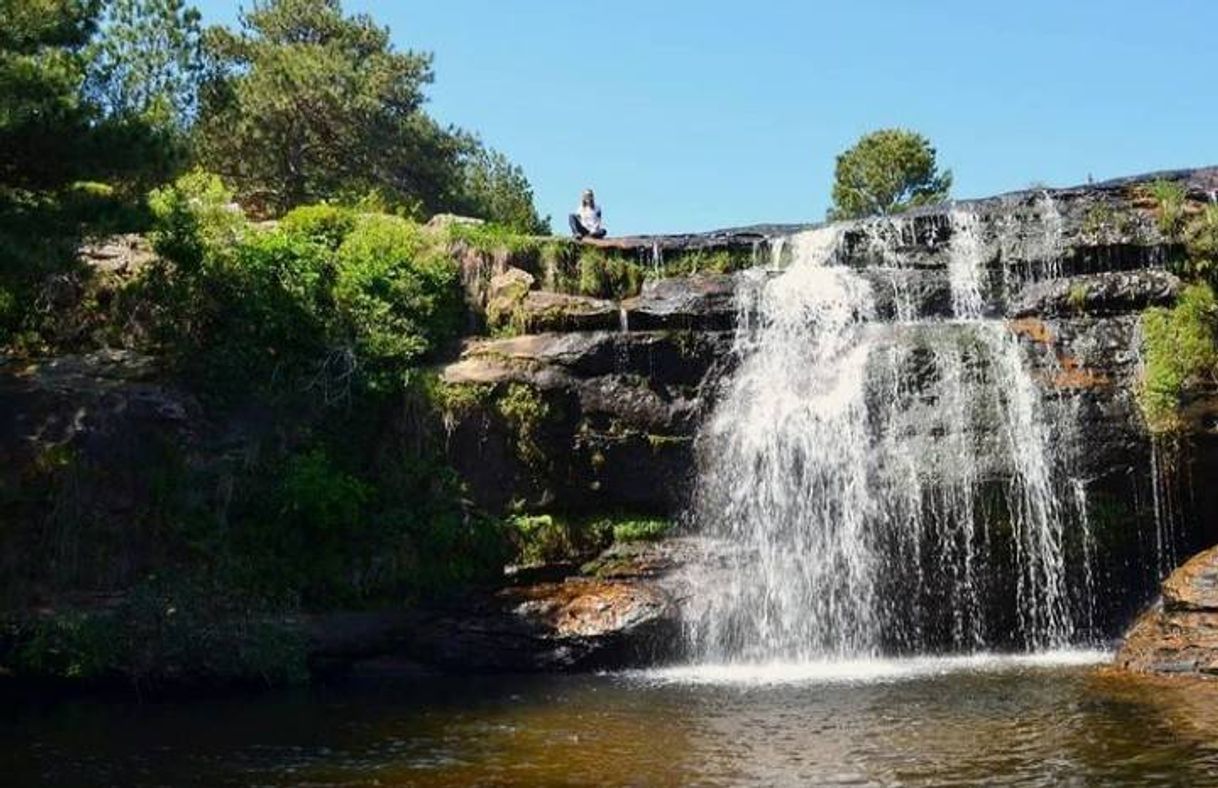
[438,167,1218,646]
[441,170,1214,502]
[1117,545,1218,677]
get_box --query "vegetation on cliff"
[1136,184,1218,435]
[0,0,556,686]
[0,0,546,351]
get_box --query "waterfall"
[686,209,1083,663]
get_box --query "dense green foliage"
[4,577,308,686]
[507,512,673,566]
[828,128,952,220]
[0,0,544,351]
[334,214,464,376]
[1138,284,1218,434]
[193,0,544,228]
[138,171,465,398]
[0,0,191,192]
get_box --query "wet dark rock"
[440,331,728,512]
[1116,545,1218,677]
[0,351,206,597]
[1010,270,1181,318]
[622,273,739,330]
[861,268,954,320]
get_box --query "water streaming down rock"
[685,208,1086,663]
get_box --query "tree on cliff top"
[0,0,200,193]
[828,128,952,220]
[194,0,545,229]
[195,0,449,215]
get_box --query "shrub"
[496,383,550,468]
[235,447,372,605]
[154,227,337,398]
[1146,179,1188,239]
[5,577,309,687]
[147,169,246,268]
[1184,204,1218,279]
[280,203,358,249]
[335,214,464,378]
[1138,283,1218,433]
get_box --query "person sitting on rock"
[569,189,607,239]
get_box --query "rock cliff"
[1117,544,1218,677]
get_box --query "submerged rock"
[1116,545,1218,677]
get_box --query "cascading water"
[686,204,1084,663]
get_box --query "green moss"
[576,247,644,299]
[496,382,550,467]
[646,433,690,451]
[657,247,754,278]
[506,514,575,565]
[506,511,673,566]
[1137,283,1218,434]
[435,379,493,420]
[605,516,672,543]
[443,221,544,256]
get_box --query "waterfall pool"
[6,658,1218,786]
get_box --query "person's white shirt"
[579,203,602,234]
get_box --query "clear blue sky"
[192,0,1217,235]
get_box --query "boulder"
[1116,545,1218,677]
[77,233,158,279]
[328,540,689,673]
[485,267,536,332]
[622,273,738,330]
[520,291,619,333]
[438,330,730,512]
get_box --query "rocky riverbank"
[1117,545,1218,678]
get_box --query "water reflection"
[5,662,1218,786]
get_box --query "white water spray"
[687,209,1083,663]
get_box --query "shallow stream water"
[6,653,1218,786]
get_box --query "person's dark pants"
[569,214,606,239]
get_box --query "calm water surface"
[5,653,1218,786]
